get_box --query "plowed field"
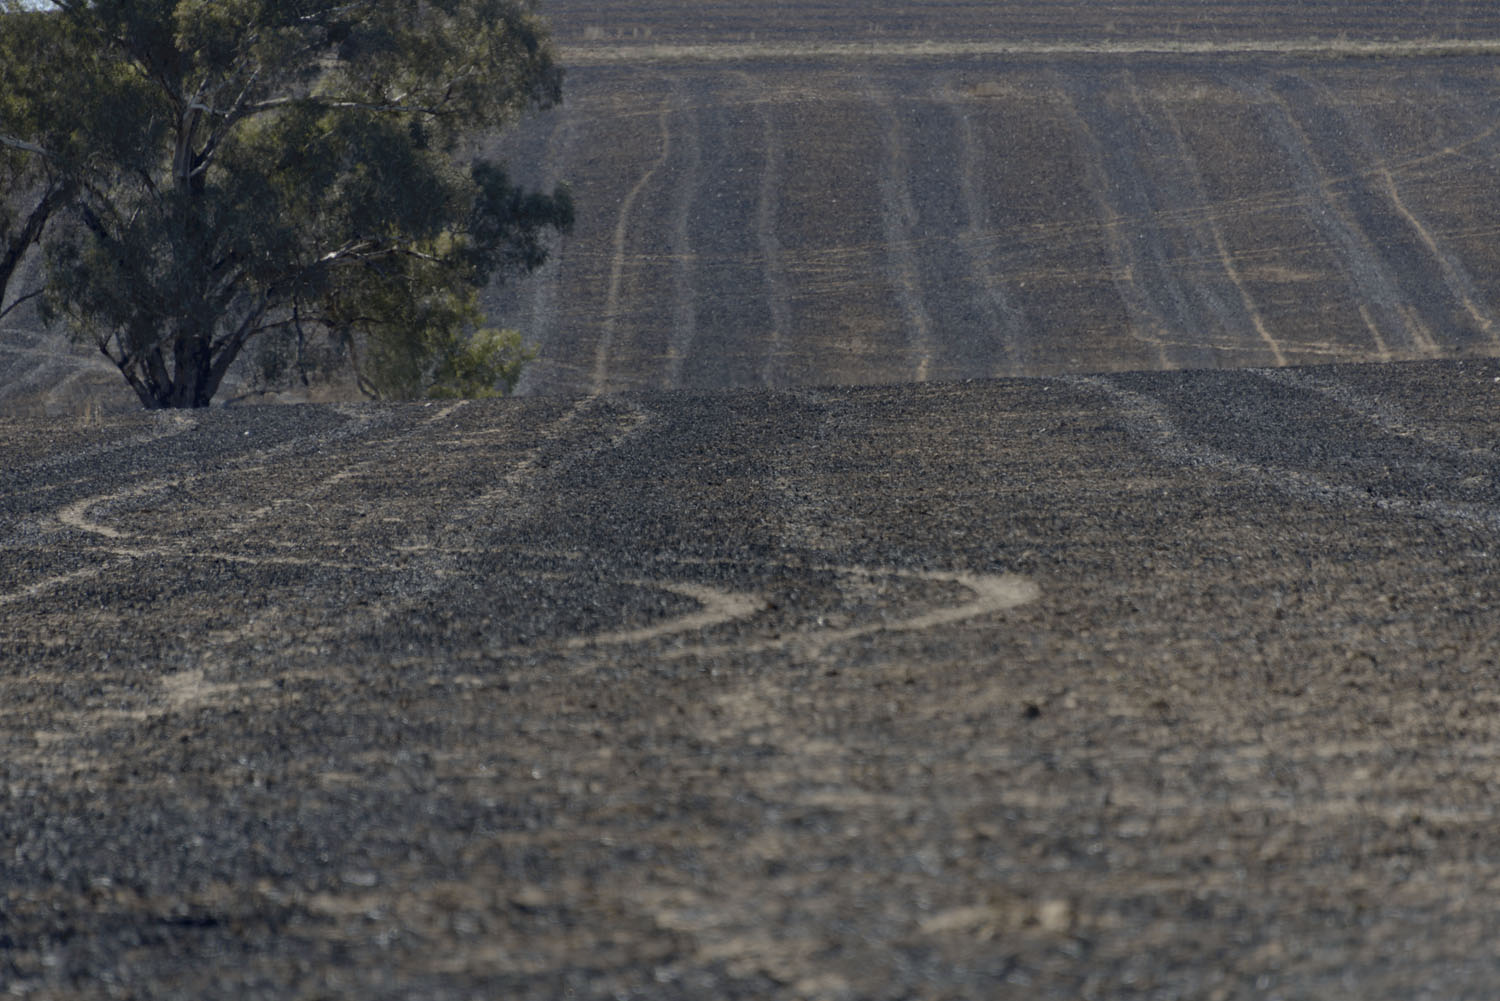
[488,46,1500,394]
[7,359,1500,998]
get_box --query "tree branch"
[1,180,67,308]
[317,239,445,268]
[317,238,381,264]
[208,291,271,387]
[244,92,452,117]
[0,134,54,158]
[194,66,263,171]
[0,285,45,322]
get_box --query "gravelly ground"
[4,359,1500,1000]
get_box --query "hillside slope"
[487,47,1500,395]
[5,360,1500,998]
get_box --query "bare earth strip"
[20,38,1500,405]
[1250,79,1407,359]
[662,92,702,389]
[469,39,1500,393]
[561,37,1500,65]
[1055,73,1174,369]
[512,115,576,396]
[749,73,793,389]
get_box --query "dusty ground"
[5,359,1500,999]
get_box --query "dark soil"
[5,359,1500,999]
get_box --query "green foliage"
[1,0,570,407]
[430,327,535,399]
[2,3,155,316]
[335,281,535,400]
[364,302,536,401]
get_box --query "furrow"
[1053,72,1174,369]
[946,75,1030,377]
[663,91,703,389]
[866,80,936,383]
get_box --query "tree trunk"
[113,322,226,409]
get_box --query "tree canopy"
[0,0,572,407]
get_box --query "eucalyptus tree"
[1,0,571,407]
[1,3,147,320]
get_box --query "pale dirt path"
[593,95,676,393]
[560,38,1500,66]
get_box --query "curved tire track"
[593,95,676,394]
[5,405,461,606]
[560,565,1039,660]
